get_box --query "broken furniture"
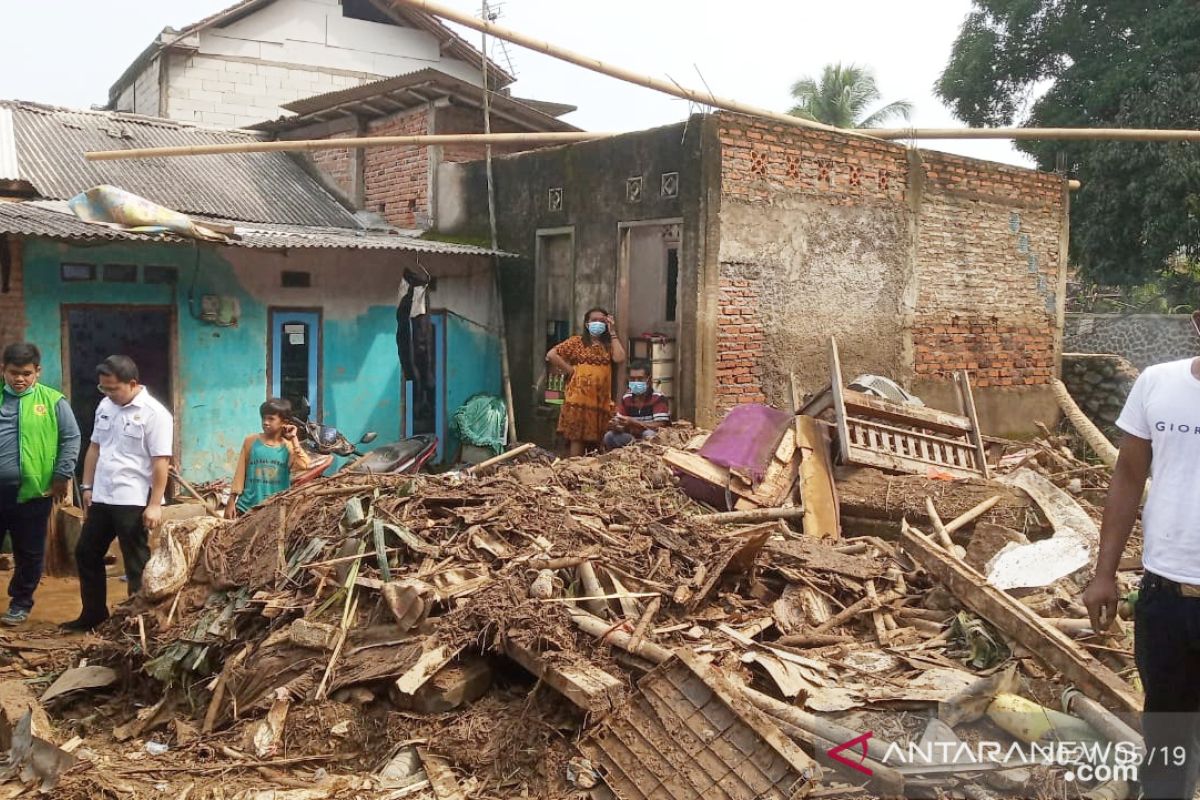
[806,338,990,480]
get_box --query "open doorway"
[617,220,682,398]
[63,305,175,466]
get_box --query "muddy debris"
[0,404,1144,800]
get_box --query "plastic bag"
[451,394,508,455]
[141,516,224,600]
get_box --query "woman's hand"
[604,314,617,333]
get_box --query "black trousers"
[0,486,52,611]
[76,502,148,623]
[1136,572,1200,799]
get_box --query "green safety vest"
[16,383,63,503]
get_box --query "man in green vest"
[0,342,80,626]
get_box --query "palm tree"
[788,63,912,129]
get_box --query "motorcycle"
[289,399,439,485]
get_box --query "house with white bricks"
[106,0,519,129]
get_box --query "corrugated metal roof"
[0,109,19,182]
[0,200,510,256]
[259,69,579,134]
[3,100,357,227]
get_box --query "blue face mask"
[628,380,648,395]
[586,320,608,337]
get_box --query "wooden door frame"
[60,302,181,464]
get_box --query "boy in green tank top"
[225,398,310,519]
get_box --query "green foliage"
[937,1,1200,288]
[788,63,912,129]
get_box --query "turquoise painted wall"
[20,238,452,481]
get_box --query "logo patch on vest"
[32,403,47,416]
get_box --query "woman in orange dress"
[546,307,626,456]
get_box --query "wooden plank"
[956,371,992,480]
[842,388,972,435]
[899,521,1141,713]
[503,636,623,715]
[418,747,467,800]
[661,449,756,499]
[394,644,463,696]
[796,416,840,539]
[829,338,853,468]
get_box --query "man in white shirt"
[64,356,172,631]
[1084,311,1200,800]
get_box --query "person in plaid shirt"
[604,361,670,449]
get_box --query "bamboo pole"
[383,0,859,139]
[1052,379,1118,467]
[83,131,614,161]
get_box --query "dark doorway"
[64,306,174,463]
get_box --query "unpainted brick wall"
[720,119,909,207]
[435,105,547,164]
[0,239,26,349]
[715,275,766,407]
[310,146,355,198]
[362,106,431,229]
[913,152,1064,388]
[715,113,1066,413]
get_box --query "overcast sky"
[0,0,1031,167]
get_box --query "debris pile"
[0,353,1146,799]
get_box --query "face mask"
[586,321,608,337]
[628,381,648,395]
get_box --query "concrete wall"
[713,113,1067,436]
[132,0,483,128]
[1064,313,1200,370]
[18,237,499,480]
[436,122,702,445]
[113,57,161,116]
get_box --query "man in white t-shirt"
[63,355,172,632]
[1084,312,1200,800]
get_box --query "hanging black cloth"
[396,267,432,387]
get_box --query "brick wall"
[362,107,431,229]
[713,113,1067,417]
[715,273,766,408]
[0,238,25,350]
[435,105,544,164]
[310,146,355,198]
[720,118,909,207]
[913,151,1065,388]
[715,114,912,414]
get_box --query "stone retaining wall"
[1065,313,1199,370]
[1061,353,1139,442]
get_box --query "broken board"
[795,416,840,539]
[900,523,1141,714]
[504,636,624,716]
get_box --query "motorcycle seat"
[348,435,436,474]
